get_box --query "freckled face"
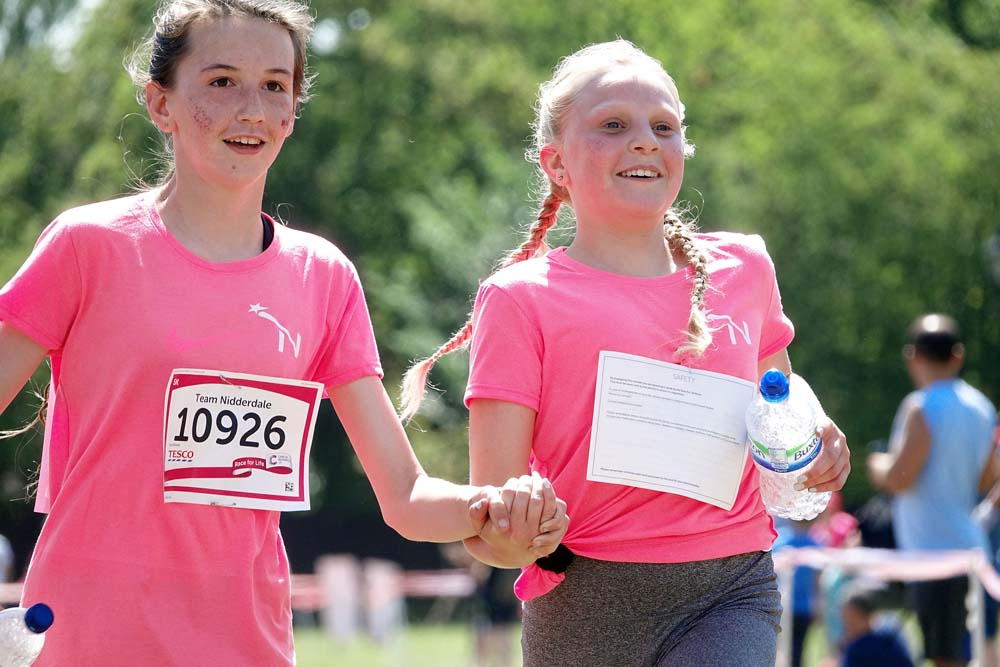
[161,16,296,191]
[556,67,686,229]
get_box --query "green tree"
[1,1,999,569]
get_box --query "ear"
[539,144,567,186]
[282,111,295,138]
[145,81,175,134]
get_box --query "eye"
[654,122,675,134]
[603,120,625,130]
[264,81,287,93]
[209,77,233,88]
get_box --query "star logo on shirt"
[248,303,301,358]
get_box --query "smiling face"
[541,65,687,231]
[146,15,296,192]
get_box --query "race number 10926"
[169,407,287,450]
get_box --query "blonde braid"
[664,210,712,358]
[399,191,563,421]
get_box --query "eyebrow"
[201,64,293,77]
[587,102,680,119]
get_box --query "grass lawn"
[294,623,521,667]
[294,615,935,667]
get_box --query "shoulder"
[31,193,149,255]
[957,379,997,413]
[47,193,148,235]
[480,255,552,293]
[273,224,359,276]
[695,231,777,268]
[900,389,926,415]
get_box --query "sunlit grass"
[294,613,941,667]
[294,622,521,667]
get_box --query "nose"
[628,125,659,153]
[237,88,265,124]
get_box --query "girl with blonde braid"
[402,40,851,666]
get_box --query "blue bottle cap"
[24,603,53,633]
[759,369,789,403]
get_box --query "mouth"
[616,168,662,179]
[223,136,266,155]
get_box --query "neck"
[568,216,686,277]
[916,369,959,388]
[156,172,267,262]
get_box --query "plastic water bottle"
[0,603,53,667]
[746,369,831,520]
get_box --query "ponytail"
[399,191,563,421]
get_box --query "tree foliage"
[1,0,999,569]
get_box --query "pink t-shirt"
[464,234,794,600]
[0,193,382,666]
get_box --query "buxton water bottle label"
[749,432,822,473]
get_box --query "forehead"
[574,67,683,119]
[183,15,295,70]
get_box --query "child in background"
[402,39,850,666]
[838,584,914,667]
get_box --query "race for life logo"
[249,303,301,358]
[706,310,751,346]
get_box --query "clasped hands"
[468,472,569,568]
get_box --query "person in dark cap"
[868,314,999,667]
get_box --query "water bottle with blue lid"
[746,369,832,520]
[0,603,53,667]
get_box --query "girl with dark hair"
[0,2,565,664]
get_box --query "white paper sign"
[586,351,755,510]
[162,369,323,511]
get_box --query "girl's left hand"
[797,416,850,493]
[470,473,569,560]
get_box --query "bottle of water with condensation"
[746,369,831,520]
[0,603,53,667]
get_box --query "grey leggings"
[521,551,782,667]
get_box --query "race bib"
[587,351,754,510]
[162,369,323,511]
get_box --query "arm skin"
[464,399,567,568]
[328,376,499,542]
[866,401,931,495]
[329,376,566,548]
[759,348,851,493]
[0,322,47,418]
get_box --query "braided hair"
[399,40,710,421]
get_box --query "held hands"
[798,416,850,493]
[468,472,569,565]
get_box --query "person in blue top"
[868,313,999,667]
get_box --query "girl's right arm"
[0,322,47,416]
[465,398,567,568]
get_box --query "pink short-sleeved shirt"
[0,193,382,666]
[465,234,794,599]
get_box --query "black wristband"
[535,543,574,573]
